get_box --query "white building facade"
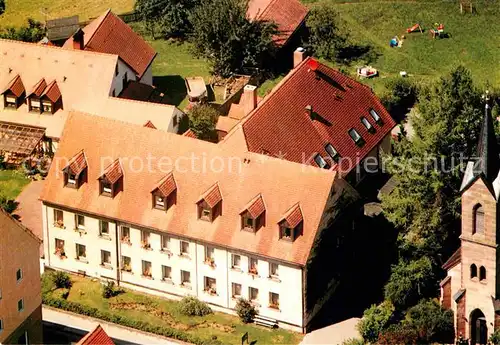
[42,204,305,331]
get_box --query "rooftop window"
[325,144,339,162]
[369,109,382,124]
[314,154,330,169]
[361,117,373,131]
[348,128,364,146]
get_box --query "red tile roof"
[64,10,156,78]
[182,129,197,138]
[242,194,266,218]
[4,74,25,97]
[42,80,61,103]
[65,150,87,176]
[143,120,156,129]
[237,58,396,176]
[29,78,47,97]
[101,159,123,184]
[77,325,115,345]
[247,0,309,46]
[154,173,177,197]
[281,203,303,228]
[200,183,222,208]
[443,248,461,270]
[41,111,343,265]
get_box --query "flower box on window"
[122,264,132,272]
[54,219,65,229]
[269,302,280,310]
[141,241,151,250]
[54,248,67,259]
[249,267,258,275]
[205,287,217,296]
[121,235,131,245]
[204,257,216,268]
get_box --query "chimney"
[305,105,314,121]
[72,29,85,50]
[294,47,305,68]
[242,84,258,116]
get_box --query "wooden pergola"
[0,121,46,161]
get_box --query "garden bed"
[42,273,302,345]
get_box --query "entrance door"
[470,309,487,345]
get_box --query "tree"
[357,301,395,343]
[382,66,483,261]
[235,298,257,323]
[0,0,5,15]
[187,104,219,141]
[190,0,277,77]
[135,0,200,39]
[384,257,437,310]
[305,4,349,62]
[403,299,454,344]
[0,18,45,42]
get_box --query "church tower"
[442,104,500,345]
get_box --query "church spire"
[474,103,500,185]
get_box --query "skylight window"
[361,117,373,131]
[369,109,381,123]
[314,154,329,169]
[349,129,362,143]
[325,144,339,161]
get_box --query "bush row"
[42,295,222,345]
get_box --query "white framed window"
[18,298,24,312]
[54,209,64,228]
[100,221,109,236]
[68,173,77,185]
[162,265,172,281]
[204,276,217,294]
[161,235,171,251]
[121,256,132,272]
[142,260,152,277]
[181,270,191,286]
[141,231,151,249]
[232,254,241,269]
[76,215,85,230]
[249,257,258,275]
[121,226,130,243]
[205,246,215,264]
[180,241,189,256]
[101,250,111,266]
[348,128,362,143]
[76,244,86,260]
[232,283,242,298]
[269,263,279,277]
[154,195,165,210]
[269,292,280,309]
[249,287,259,302]
[361,117,373,130]
[16,268,23,282]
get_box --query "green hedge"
[42,295,222,345]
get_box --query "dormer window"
[3,75,25,109]
[40,80,62,115]
[152,173,177,211]
[240,195,265,232]
[278,204,303,242]
[348,128,364,146]
[369,109,382,124]
[325,144,339,162]
[361,117,374,132]
[99,159,123,198]
[27,78,46,113]
[314,154,330,169]
[197,183,222,222]
[62,151,87,189]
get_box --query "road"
[42,306,189,345]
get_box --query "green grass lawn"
[0,169,30,200]
[44,274,302,344]
[311,0,500,94]
[0,0,134,27]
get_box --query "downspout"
[302,267,306,334]
[195,241,199,297]
[226,250,230,308]
[115,221,120,285]
[45,204,51,268]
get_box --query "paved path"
[14,180,44,256]
[42,306,190,345]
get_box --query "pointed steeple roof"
[474,104,500,185]
[460,104,500,195]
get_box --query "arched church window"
[480,266,486,281]
[473,204,484,234]
[471,264,477,279]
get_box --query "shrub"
[187,105,219,142]
[235,298,257,323]
[53,271,72,289]
[377,324,418,345]
[357,300,395,343]
[491,330,500,345]
[102,281,119,299]
[403,299,454,344]
[341,338,365,345]
[178,296,212,316]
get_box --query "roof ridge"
[84,9,113,48]
[108,96,176,110]
[255,0,279,20]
